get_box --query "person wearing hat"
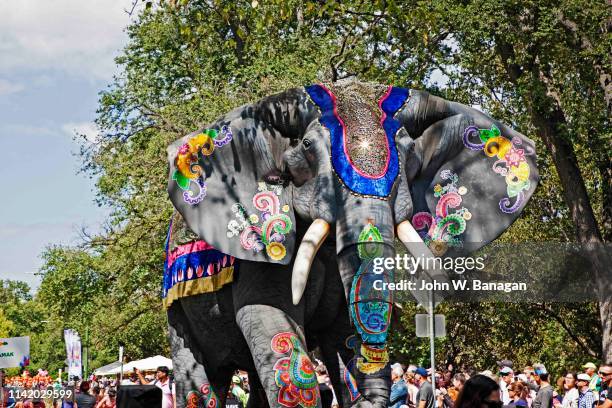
[416,367,435,408]
[230,374,249,407]
[582,362,601,394]
[577,373,596,408]
[584,364,601,394]
[500,367,515,405]
[533,364,554,408]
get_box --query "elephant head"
[166,79,538,406]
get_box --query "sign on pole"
[64,329,82,379]
[415,314,446,337]
[0,336,30,369]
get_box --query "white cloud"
[0,79,24,96]
[62,121,100,143]
[0,122,100,143]
[0,0,136,81]
[0,124,59,138]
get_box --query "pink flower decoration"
[178,143,190,155]
[504,148,525,167]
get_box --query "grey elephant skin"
[163,80,539,407]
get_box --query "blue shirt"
[578,389,596,408]
[389,379,408,408]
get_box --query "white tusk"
[291,219,330,305]
[396,220,435,261]
[396,220,451,303]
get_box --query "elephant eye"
[303,138,312,149]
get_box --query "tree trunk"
[599,158,612,243]
[528,104,603,243]
[526,91,612,361]
[601,298,612,363]
[496,40,610,359]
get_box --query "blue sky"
[0,1,138,289]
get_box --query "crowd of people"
[387,361,612,408]
[0,366,176,408]
[2,361,610,408]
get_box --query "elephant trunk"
[335,191,396,408]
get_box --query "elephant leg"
[168,302,230,408]
[319,344,342,406]
[317,314,360,407]
[246,369,270,408]
[236,304,321,408]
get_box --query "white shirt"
[154,378,175,408]
[562,388,579,408]
[500,380,511,405]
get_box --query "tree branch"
[537,303,599,358]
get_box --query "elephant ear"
[404,100,539,256]
[167,90,311,265]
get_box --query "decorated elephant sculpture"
[163,79,538,407]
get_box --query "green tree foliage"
[16,0,608,374]
[0,309,15,338]
[389,302,601,375]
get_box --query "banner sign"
[64,329,82,379]
[0,336,30,369]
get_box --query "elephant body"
[165,212,359,407]
[164,80,539,407]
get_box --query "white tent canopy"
[93,361,122,376]
[104,356,173,375]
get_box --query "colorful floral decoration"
[226,183,292,261]
[305,83,409,198]
[349,223,392,375]
[271,332,319,407]
[185,382,219,408]
[173,125,233,205]
[350,267,391,346]
[163,217,235,309]
[343,357,361,402]
[411,170,471,256]
[357,222,384,260]
[356,344,389,375]
[463,124,533,213]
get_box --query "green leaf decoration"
[479,125,500,142]
[358,223,384,260]
[205,128,219,139]
[172,170,192,190]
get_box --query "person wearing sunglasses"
[596,365,612,408]
[454,374,501,408]
[505,381,529,408]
